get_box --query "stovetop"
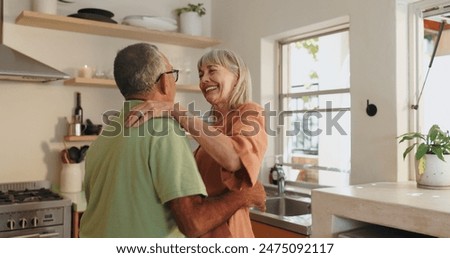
[0,180,70,209]
[0,188,64,205]
[0,181,72,237]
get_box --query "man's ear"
[159,75,168,95]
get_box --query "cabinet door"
[251,220,308,238]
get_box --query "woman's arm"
[125,101,243,172]
[172,107,242,172]
[124,101,173,127]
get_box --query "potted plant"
[398,124,450,189]
[175,3,206,36]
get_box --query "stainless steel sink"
[250,184,315,235]
[264,197,311,216]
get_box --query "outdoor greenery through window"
[278,27,351,186]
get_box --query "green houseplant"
[398,124,450,162]
[175,3,206,36]
[398,124,450,189]
[175,3,206,17]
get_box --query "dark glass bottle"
[74,92,83,125]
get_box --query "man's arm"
[168,182,266,237]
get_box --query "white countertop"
[311,181,450,237]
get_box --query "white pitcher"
[60,163,82,193]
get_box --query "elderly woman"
[126,49,268,237]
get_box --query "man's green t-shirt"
[79,101,207,237]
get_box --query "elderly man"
[79,43,265,237]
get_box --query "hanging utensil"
[77,145,89,163]
[60,149,70,163]
[68,146,80,163]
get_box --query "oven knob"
[19,218,28,229]
[31,217,39,227]
[6,219,15,230]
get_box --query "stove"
[0,181,72,238]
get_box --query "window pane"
[282,110,351,164]
[284,92,350,110]
[283,31,350,94]
[279,28,350,186]
[422,28,450,132]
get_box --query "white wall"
[0,0,211,185]
[211,0,412,184]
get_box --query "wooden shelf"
[15,11,221,49]
[176,84,201,92]
[64,77,200,92]
[64,135,97,142]
[64,77,115,88]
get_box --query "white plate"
[122,16,178,31]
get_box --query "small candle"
[78,65,93,78]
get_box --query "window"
[419,5,450,132]
[277,26,351,186]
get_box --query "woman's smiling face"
[198,64,237,110]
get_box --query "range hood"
[0,0,69,82]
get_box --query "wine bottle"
[74,92,83,125]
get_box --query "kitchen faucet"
[270,163,285,196]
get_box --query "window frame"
[408,0,450,179]
[276,23,351,180]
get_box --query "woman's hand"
[125,101,174,127]
[241,181,266,212]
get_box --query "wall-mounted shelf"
[175,84,201,93]
[15,11,221,49]
[64,135,97,142]
[64,77,115,88]
[64,77,200,92]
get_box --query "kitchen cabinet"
[72,211,83,238]
[15,11,221,49]
[60,191,86,238]
[251,220,308,238]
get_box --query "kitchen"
[1,0,450,240]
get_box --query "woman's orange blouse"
[194,102,268,237]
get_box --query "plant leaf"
[418,156,426,175]
[433,147,446,162]
[402,144,416,159]
[398,133,425,143]
[429,125,439,143]
[415,143,429,160]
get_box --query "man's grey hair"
[114,43,166,98]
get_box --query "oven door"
[0,225,65,238]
